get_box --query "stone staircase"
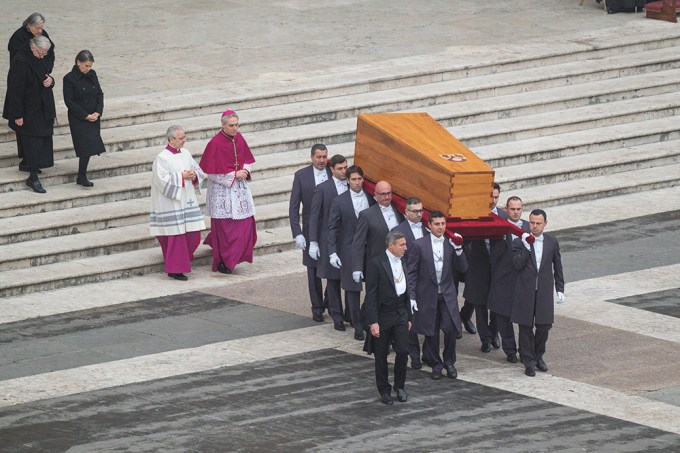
[2,31,680,297]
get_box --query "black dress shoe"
[354,330,365,341]
[76,177,94,187]
[19,163,41,173]
[445,365,458,379]
[431,369,443,380]
[168,273,188,281]
[481,343,491,353]
[463,319,477,334]
[380,392,393,405]
[312,313,324,322]
[506,353,518,363]
[411,359,422,370]
[217,262,232,274]
[25,178,46,193]
[396,388,407,402]
[491,336,501,349]
[525,367,536,377]
[333,322,346,332]
[536,359,548,372]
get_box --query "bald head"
[374,181,392,207]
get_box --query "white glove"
[521,232,531,251]
[557,292,565,304]
[308,241,320,260]
[353,271,363,283]
[410,299,418,313]
[329,253,342,269]
[295,234,306,250]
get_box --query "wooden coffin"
[353,112,495,220]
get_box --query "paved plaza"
[2,0,680,451]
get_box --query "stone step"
[4,30,680,145]
[513,162,680,210]
[3,106,678,220]
[0,224,295,298]
[450,91,680,148]
[473,115,680,168]
[496,138,680,189]
[0,194,290,246]
[0,170,297,220]
[0,198,293,271]
[3,133,678,269]
[3,45,680,167]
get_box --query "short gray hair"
[23,13,45,28]
[385,230,406,247]
[166,125,184,142]
[30,35,50,50]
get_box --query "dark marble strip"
[608,288,680,318]
[555,210,680,283]
[0,292,315,380]
[0,349,678,452]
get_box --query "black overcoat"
[487,219,530,317]
[7,27,55,72]
[351,203,404,274]
[289,165,332,267]
[510,234,565,326]
[63,66,106,157]
[3,48,55,137]
[407,236,468,336]
[309,179,342,279]
[328,190,375,291]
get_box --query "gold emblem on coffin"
[439,154,467,162]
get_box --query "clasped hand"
[182,169,196,179]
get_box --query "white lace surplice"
[205,168,255,220]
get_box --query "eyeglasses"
[407,209,423,214]
[375,191,392,197]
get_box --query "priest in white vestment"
[150,125,206,281]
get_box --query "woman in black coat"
[6,12,55,173]
[63,50,106,187]
[2,35,56,193]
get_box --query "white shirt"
[408,220,423,240]
[386,249,406,296]
[533,234,544,271]
[380,205,399,230]
[351,190,368,217]
[313,167,327,186]
[431,235,445,293]
[333,176,348,195]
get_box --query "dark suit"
[309,178,346,320]
[363,252,412,396]
[487,219,530,355]
[328,190,375,328]
[392,220,429,366]
[408,236,468,372]
[459,208,508,327]
[511,234,565,369]
[289,165,331,316]
[351,203,404,275]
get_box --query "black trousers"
[495,313,517,355]
[459,300,474,323]
[374,320,409,395]
[345,290,363,332]
[306,266,324,316]
[518,323,552,369]
[422,295,458,372]
[408,330,421,364]
[475,307,498,346]
[326,278,344,324]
